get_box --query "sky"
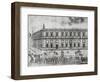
[28,15,88,34]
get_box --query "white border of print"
[20,7,94,75]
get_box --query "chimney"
[43,24,45,29]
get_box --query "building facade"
[32,24,88,51]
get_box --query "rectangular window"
[46,32,48,37]
[50,43,53,48]
[56,32,58,36]
[70,32,72,36]
[78,32,80,36]
[61,43,64,48]
[51,32,53,37]
[66,43,67,47]
[83,32,85,37]
[66,32,67,36]
[74,43,76,47]
[83,43,85,47]
[46,43,48,48]
[74,32,76,36]
[62,32,64,36]
[70,43,72,47]
[78,43,80,47]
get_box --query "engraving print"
[28,15,88,66]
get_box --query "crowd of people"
[28,48,87,66]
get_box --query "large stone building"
[32,24,88,51]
